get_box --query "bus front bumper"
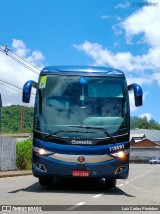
[32,152,129,179]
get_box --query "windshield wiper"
[42,129,96,141]
[68,125,116,142]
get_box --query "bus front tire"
[38,177,53,186]
[105,178,116,188]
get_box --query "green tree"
[131,116,160,130]
[1,105,34,133]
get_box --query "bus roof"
[41,66,125,77]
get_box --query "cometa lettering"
[71,140,92,145]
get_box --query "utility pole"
[20,106,24,133]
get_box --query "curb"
[0,171,32,178]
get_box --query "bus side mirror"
[128,83,143,107]
[22,80,38,103]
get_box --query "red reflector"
[72,170,90,177]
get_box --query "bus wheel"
[38,177,53,186]
[105,178,116,188]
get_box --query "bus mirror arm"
[22,80,38,103]
[128,83,143,107]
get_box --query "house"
[130,129,160,163]
[130,129,160,147]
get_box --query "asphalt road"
[0,164,160,213]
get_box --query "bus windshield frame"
[34,74,129,139]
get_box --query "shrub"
[16,139,32,170]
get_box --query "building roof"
[130,129,160,144]
[130,133,146,143]
[131,139,159,147]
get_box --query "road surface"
[0,164,159,213]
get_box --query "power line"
[7,52,39,75]
[0,78,23,91]
[0,43,40,75]
[5,45,40,72]
[0,42,40,72]
[0,78,35,97]
[0,42,38,100]
[0,47,39,75]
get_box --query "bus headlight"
[110,150,129,160]
[33,146,54,156]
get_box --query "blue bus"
[23,66,143,187]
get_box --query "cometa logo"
[71,140,93,145]
[78,156,85,163]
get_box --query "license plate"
[72,170,90,177]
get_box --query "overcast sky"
[0,0,160,121]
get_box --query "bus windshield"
[35,75,129,139]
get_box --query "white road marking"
[66,202,86,211]
[124,182,160,192]
[93,193,103,198]
[122,166,157,184]
[115,166,157,190]
[76,202,86,206]
[117,184,124,187]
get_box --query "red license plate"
[72,170,90,177]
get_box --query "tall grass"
[16,139,32,170]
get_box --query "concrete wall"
[130,147,160,163]
[0,136,16,171]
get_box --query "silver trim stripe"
[49,153,114,163]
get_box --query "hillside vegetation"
[130,116,160,130]
[1,105,34,133]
